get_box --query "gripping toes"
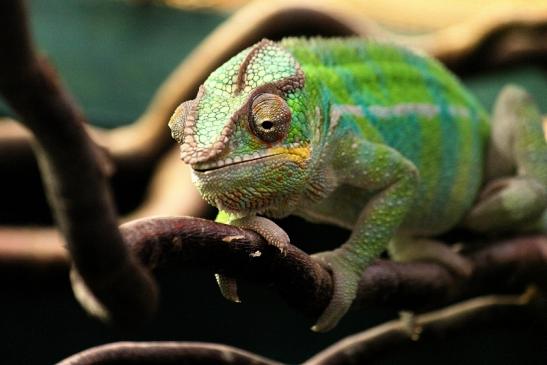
[311,249,362,332]
[231,216,290,254]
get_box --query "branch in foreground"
[121,216,547,319]
[56,292,544,365]
[0,0,157,328]
[57,342,282,365]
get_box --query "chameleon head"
[168,39,315,216]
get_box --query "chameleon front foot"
[311,249,362,332]
[214,216,290,303]
[231,216,290,254]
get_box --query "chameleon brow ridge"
[235,39,270,94]
[236,39,305,95]
[275,66,305,93]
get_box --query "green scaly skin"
[169,38,547,332]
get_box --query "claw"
[215,274,241,303]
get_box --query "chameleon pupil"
[261,120,274,130]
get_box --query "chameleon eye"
[250,93,291,143]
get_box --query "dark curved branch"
[122,216,333,316]
[121,216,547,319]
[57,342,282,365]
[0,0,157,328]
[56,292,544,364]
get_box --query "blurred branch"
[0,0,157,328]
[57,292,544,364]
[0,146,207,269]
[0,227,66,267]
[123,147,207,220]
[304,291,543,365]
[57,342,282,365]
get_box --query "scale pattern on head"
[169,39,305,165]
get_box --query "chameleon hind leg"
[388,235,472,276]
[214,212,290,303]
[463,85,547,232]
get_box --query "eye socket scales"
[250,93,291,143]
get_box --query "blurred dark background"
[1,0,546,364]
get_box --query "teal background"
[1,0,225,127]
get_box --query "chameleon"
[168,37,547,332]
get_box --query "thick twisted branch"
[0,0,157,328]
[120,216,547,319]
[1,212,545,323]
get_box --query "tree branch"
[304,291,544,365]
[57,342,283,365]
[0,0,157,328]
[120,216,547,319]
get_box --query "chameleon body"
[169,38,547,332]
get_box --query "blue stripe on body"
[344,47,424,167]
[403,52,460,219]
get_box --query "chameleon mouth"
[191,142,308,173]
[190,142,308,172]
[191,152,281,172]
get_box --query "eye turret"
[249,93,291,143]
